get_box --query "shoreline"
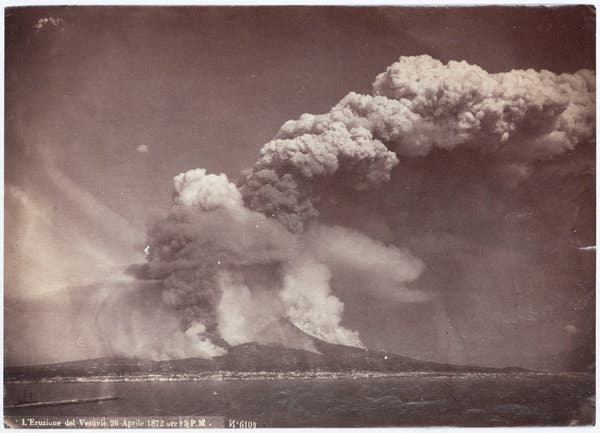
[5,370,593,385]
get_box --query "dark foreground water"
[4,373,594,427]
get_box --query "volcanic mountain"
[5,319,530,380]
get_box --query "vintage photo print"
[3,5,596,428]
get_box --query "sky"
[4,6,596,369]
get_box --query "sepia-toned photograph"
[3,5,596,428]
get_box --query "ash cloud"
[240,123,399,233]
[276,55,593,162]
[139,169,297,355]
[137,55,595,359]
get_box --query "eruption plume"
[277,55,594,160]
[142,169,297,354]
[240,123,399,233]
[140,55,594,358]
[280,255,364,348]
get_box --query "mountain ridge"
[5,321,532,380]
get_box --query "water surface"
[4,372,594,427]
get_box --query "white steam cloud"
[216,270,285,346]
[173,168,243,210]
[280,256,364,348]
[304,225,428,302]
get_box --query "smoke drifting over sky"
[5,7,595,370]
[132,54,595,357]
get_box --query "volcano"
[5,318,529,381]
[213,319,526,373]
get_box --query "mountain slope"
[5,320,530,379]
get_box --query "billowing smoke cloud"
[142,169,373,351]
[139,55,594,359]
[280,255,364,348]
[173,168,243,210]
[141,169,297,355]
[216,269,285,346]
[239,123,399,233]
[276,55,594,161]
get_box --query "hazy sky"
[5,6,595,369]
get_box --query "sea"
[3,371,595,427]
